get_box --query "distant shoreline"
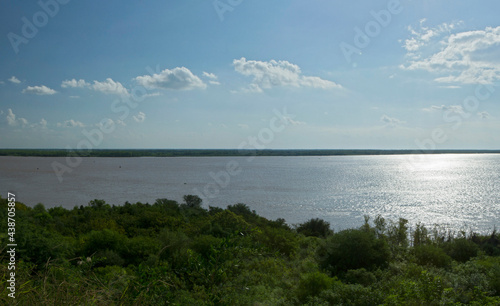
[1,148,500,157]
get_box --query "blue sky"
[1,0,500,149]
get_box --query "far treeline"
[1,195,500,304]
[1,148,500,157]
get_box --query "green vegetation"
[1,148,500,157]
[1,196,500,305]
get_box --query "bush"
[297,218,332,238]
[344,268,377,286]
[82,229,127,257]
[318,229,390,274]
[203,210,252,238]
[444,238,479,262]
[257,226,298,257]
[412,244,451,268]
[296,271,334,303]
[157,229,190,268]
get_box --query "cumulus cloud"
[401,21,500,84]
[92,78,129,96]
[57,119,85,128]
[233,57,342,92]
[135,67,207,90]
[380,115,405,126]
[22,85,57,95]
[61,79,90,88]
[133,112,146,123]
[6,109,29,127]
[8,76,21,84]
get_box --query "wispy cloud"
[380,115,405,126]
[423,104,464,113]
[135,67,207,90]
[233,57,342,93]
[478,111,490,119]
[202,71,221,85]
[22,85,57,95]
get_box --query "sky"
[1,0,500,150]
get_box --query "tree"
[183,195,202,208]
[297,218,332,237]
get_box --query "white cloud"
[61,79,90,88]
[423,104,464,113]
[402,22,500,84]
[57,119,85,128]
[22,85,57,95]
[6,109,29,127]
[380,115,405,126]
[133,112,146,123]
[39,118,48,128]
[233,57,342,92]
[144,92,162,97]
[202,71,221,85]
[284,117,306,125]
[92,78,129,96]
[478,111,490,119]
[8,76,21,84]
[135,67,207,90]
[6,109,16,126]
[237,124,249,129]
[31,118,48,129]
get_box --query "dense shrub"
[82,229,127,257]
[296,271,334,303]
[2,196,500,305]
[412,244,452,268]
[318,229,391,274]
[444,238,479,262]
[344,268,377,286]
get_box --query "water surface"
[1,154,499,232]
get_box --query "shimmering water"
[1,154,499,232]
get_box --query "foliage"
[412,244,452,268]
[318,228,391,274]
[296,218,333,238]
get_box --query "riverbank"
[2,148,500,157]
